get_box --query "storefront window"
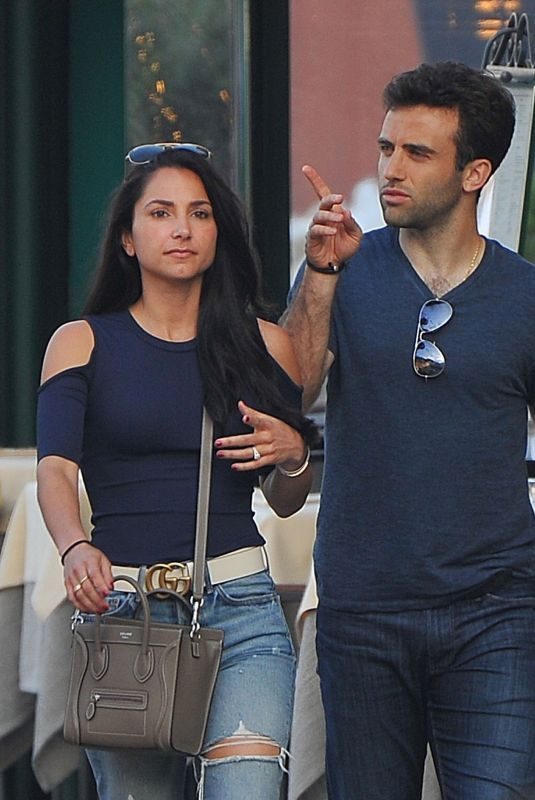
[124,0,250,195]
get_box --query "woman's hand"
[63,541,113,613]
[215,400,307,472]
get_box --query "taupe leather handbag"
[63,410,224,754]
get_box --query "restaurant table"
[0,480,318,791]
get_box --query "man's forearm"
[281,269,338,411]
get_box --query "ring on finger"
[252,446,261,461]
[73,574,90,594]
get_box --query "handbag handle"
[92,575,195,682]
[94,574,153,681]
[191,409,214,605]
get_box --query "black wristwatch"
[306,260,347,275]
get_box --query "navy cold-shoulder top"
[37,311,302,566]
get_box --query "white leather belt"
[111,545,268,595]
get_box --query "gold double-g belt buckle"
[145,562,191,596]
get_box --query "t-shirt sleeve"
[36,366,91,464]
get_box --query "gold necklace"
[465,237,482,280]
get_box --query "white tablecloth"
[0,481,92,788]
[0,450,37,534]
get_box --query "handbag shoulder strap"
[191,408,214,601]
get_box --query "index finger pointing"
[302,164,332,200]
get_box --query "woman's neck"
[129,285,200,342]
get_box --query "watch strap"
[306,259,346,274]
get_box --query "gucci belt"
[111,545,268,595]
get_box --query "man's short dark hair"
[383,61,515,175]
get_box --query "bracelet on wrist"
[276,446,311,478]
[306,259,347,275]
[60,538,92,565]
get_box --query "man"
[283,61,535,799]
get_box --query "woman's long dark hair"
[84,149,314,440]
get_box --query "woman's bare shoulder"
[41,320,95,384]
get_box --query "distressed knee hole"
[196,723,290,798]
[203,732,281,760]
[196,728,289,800]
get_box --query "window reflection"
[124,0,249,191]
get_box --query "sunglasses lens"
[182,144,211,158]
[413,340,445,378]
[419,299,453,333]
[127,145,161,164]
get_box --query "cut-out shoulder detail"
[258,319,302,386]
[40,320,95,384]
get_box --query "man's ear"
[122,232,135,257]
[462,158,493,195]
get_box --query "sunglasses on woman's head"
[413,298,453,379]
[125,142,212,168]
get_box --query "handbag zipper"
[86,688,147,720]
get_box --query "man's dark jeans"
[317,578,535,799]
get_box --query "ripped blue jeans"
[84,569,296,800]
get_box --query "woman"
[36,143,314,799]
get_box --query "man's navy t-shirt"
[292,227,535,611]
